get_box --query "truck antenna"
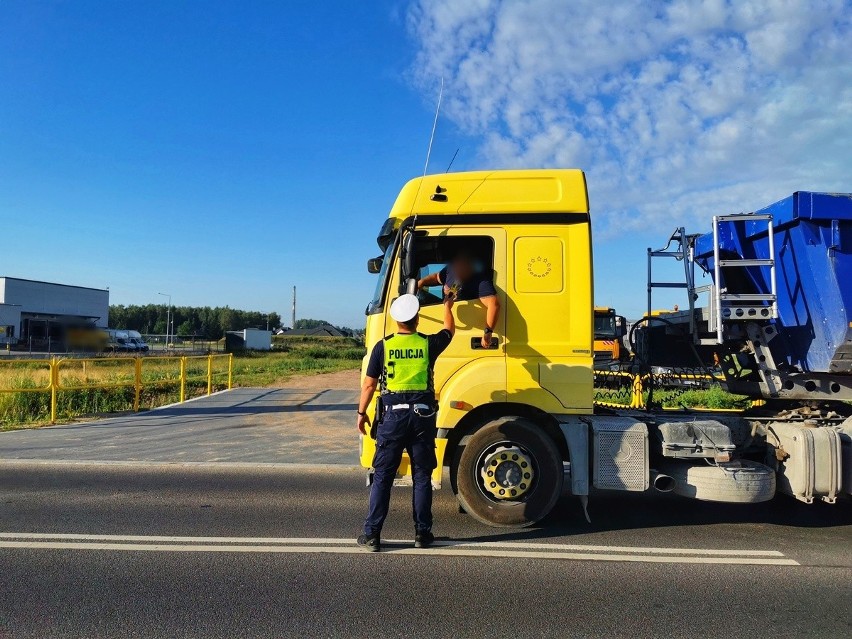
[422,76,443,178]
[411,77,444,228]
[445,148,459,173]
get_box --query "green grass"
[231,336,364,386]
[659,384,750,409]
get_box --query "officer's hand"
[444,294,454,309]
[481,334,492,349]
[357,413,368,435]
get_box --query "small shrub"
[665,384,750,409]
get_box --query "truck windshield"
[366,237,396,315]
[594,314,617,339]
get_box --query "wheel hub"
[479,446,535,500]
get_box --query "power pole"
[292,286,296,330]
[158,293,171,351]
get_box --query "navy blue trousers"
[364,406,437,536]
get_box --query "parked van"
[126,330,149,353]
[104,329,137,353]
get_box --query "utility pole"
[158,292,171,351]
[292,286,296,330]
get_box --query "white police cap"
[390,294,420,323]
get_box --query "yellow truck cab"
[593,306,626,368]
[362,173,852,527]
[363,169,595,526]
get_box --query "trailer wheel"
[456,417,563,527]
[662,460,776,503]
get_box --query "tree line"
[109,305,282,339]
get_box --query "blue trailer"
[647,192,852,401]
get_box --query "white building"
[226,328,272,351]
[0,277,109,344]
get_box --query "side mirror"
[377,218,396,252]
[401,232,417,280]
[367,256,383,274]
[616,316,627,338]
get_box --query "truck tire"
[661,460,776,503]
[456,417,563,527]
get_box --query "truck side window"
[418,263,445,304]
[414,235,495,307]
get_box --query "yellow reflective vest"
[382,333,431,393]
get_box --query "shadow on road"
[452,490,852,544]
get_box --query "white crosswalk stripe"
[0,532,799,565]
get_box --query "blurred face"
[452,255,474,282]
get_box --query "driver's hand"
[481,334,492,349]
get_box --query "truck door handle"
[471,337,499,350]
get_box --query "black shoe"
[357,533,380,552]
[414,530,434,549]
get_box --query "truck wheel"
[456,417,563,527]
[661,460,776,503]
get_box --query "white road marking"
[0,533,786,556]
[0,533,798,565]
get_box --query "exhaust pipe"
[650,470,675,493]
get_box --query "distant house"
[285,325,344,337]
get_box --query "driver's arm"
[480,295,500,348]
[417,272,441,290]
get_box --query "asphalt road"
[0,388,359,464]
[1,462,851,638]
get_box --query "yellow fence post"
[50,357,58,424]
[134,357,142,412]
[630,374,645,409]
[179,357,187,403]
[206,354,213,396]
[227,353,233,390]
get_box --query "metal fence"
[593,366,739,410]
[0,354,233,424]
[140,334,225,353]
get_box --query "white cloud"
[407,0,852,235]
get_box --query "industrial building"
[0,277,109,347]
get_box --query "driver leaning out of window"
[417,250,500,349]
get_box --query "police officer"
[356,292,455,551]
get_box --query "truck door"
[505,224,594,412]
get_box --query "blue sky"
[2,1,850,328]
